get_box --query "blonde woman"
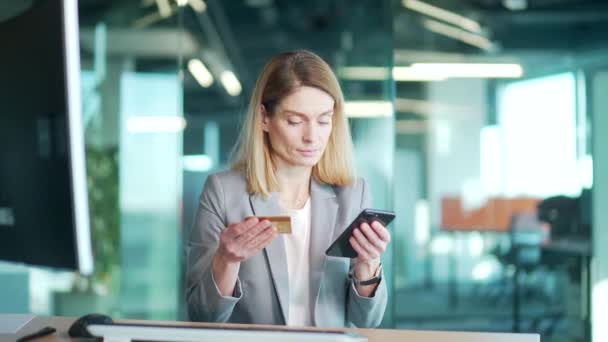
[186,50,390,328]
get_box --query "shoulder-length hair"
[231,50,355,196]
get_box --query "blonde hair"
[232,50,355,196]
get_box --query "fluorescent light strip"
[403,0,481,33]
[339,66,445,82]
[340,63,521,82]
[127,116,187,133]
[155,0,173,17]
[423,19,492,50]
[133,11,164,28]
[410,62,523,78]
[344,101,393,118]
[64,0,94,276]
[188,59,214,88]
[338,66,390,80]
[220,70,242,96]
[393,66,447,81]
[188,0,207,12]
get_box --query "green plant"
[73,146,120,293]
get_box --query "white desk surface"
[13,315,540,342]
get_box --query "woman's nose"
[302,123,314,142]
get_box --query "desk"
[14,316,539,342]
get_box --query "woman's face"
[262,86,335,169]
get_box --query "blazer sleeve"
[186,174,243,322]
[345,178,389,328]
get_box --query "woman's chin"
[290,157,320,168]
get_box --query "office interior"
[1,1,607,342]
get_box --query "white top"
[282,198,313,326]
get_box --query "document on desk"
[87,323,368,342]
[0,314,35,334]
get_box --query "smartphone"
[325,208,395,258]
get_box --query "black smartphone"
[325,208,395,258]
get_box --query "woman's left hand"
[349,220,391,281]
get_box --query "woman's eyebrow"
[283,109,334,117]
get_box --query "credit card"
[254,216,292,234]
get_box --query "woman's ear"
[260,104,269,132]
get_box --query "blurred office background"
[1,0,608,342]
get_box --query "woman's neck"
[275,163,312,210]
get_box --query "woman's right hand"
[215,217,278,265]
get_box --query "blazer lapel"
[309,179,338,309]
[249,192,290,324]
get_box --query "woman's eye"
[287,120,302,125]
[319,121,331,125]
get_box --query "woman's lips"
[297,149,318,156]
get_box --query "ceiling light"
[503,0,527,11]
[155,0,172,18]
[410,62,523,78]
[188,0,207,12]
[220,70,242,96]
[344,101,393,118]
[393,66,447,81]
[423,19,493,51]
[338,66,390,80]
[133,11,163,28]
[403,0,481,33]
[127,116,186,133]
[340,64,522,81]
[188,59,214,88]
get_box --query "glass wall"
[391,1,604,341]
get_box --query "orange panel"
[441,196,541,231]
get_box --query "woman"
[186,50,390,328]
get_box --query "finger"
[371,221,391,243]
[244,224,275,249]
[225,217,259,239]
[359,222,386,251]
[352,228,380,258]
[237,220,272,245]
[239,227,276,259]
[253,227,278,251]
[349,236,370,259]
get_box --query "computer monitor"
[0,0,94,275]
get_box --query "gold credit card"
[254,216,292,234]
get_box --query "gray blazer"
[185,169,387,327]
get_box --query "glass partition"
[391,1,603,341]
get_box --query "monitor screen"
[0,0,93,275]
